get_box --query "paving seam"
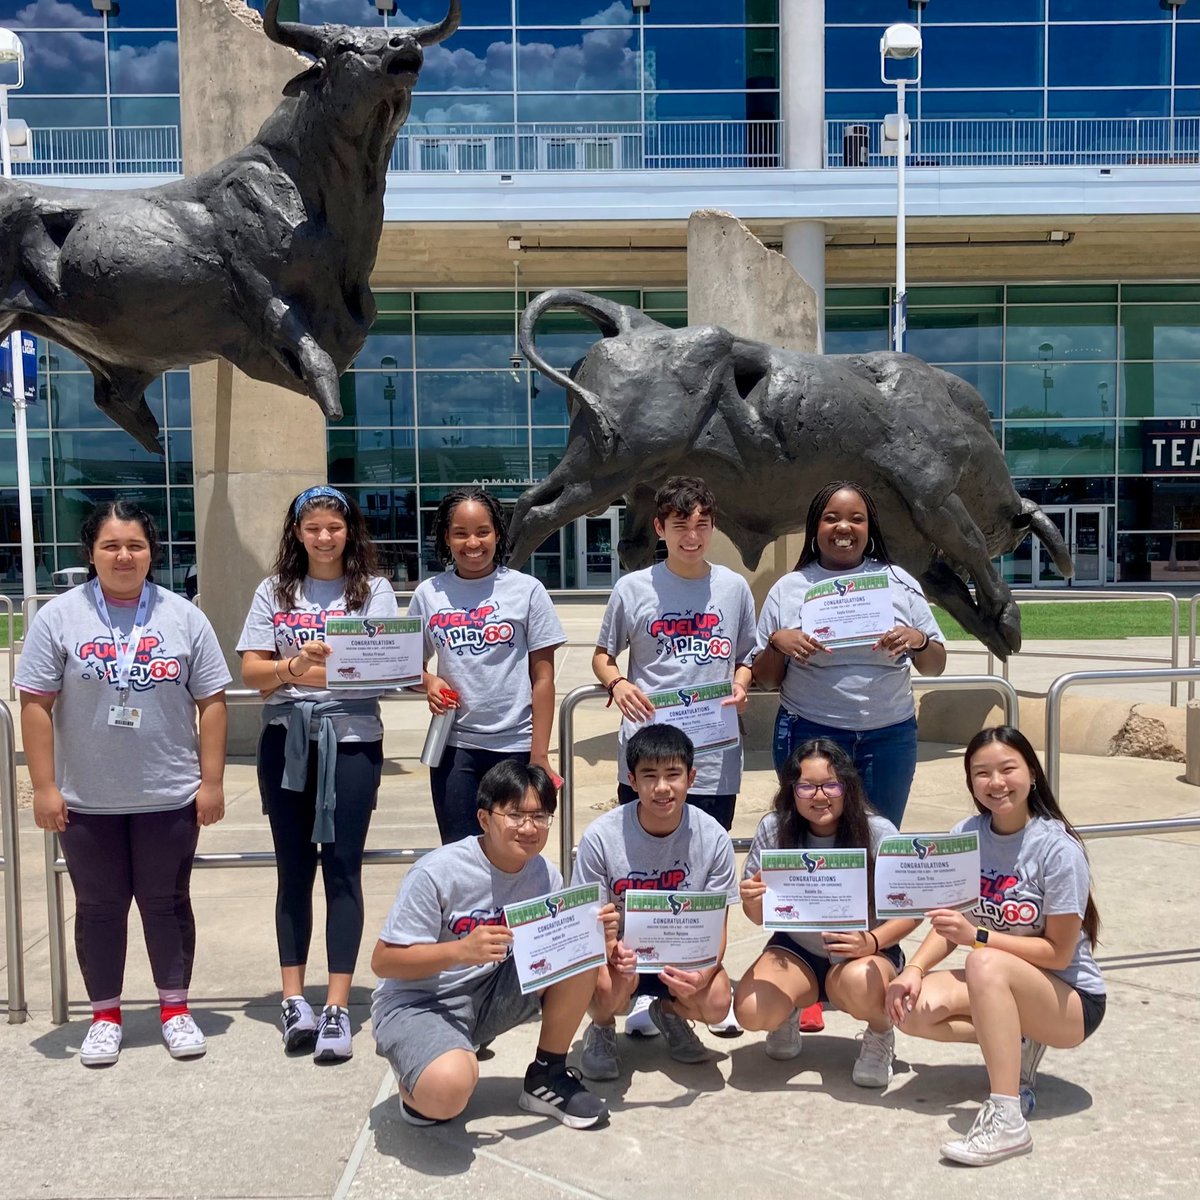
[331,1067,395,1200]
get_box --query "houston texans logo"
[834,578,855,597]
[544,897,562,918]
[801,852,827,873]
[677,689,700,707]
[362,620,382,638]
[667,894,692,916]
[912,838,939,860]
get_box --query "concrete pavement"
[1,609,1198,1199]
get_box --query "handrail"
[44,685,435,1025]
[557,675,1020,880]
[1045,666,1200,799]
[0,701,26,1022]
[0,596,14,701]
[20,594,57,642]
[1189,594,1199,703]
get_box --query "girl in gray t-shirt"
[886,726,1105,1167]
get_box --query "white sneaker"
[1020,1036,1048,1116]
[314,1005,353,1062]
[80,1019,122,1067]
[941,1100,1033,1166]
[852,1026,895,1088]
[624,993,660,1038]
[707,998,743,1038]
[764,1009,803,1061]
[161,1013,207,1059]
[580,1021,621,1081]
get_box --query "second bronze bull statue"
[507,288,1072,659]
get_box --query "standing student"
[18,500,230,1066]
[735,739,918,1086]
[751,480,946,828]
[592,476,754,1036]
[371,761,610,1129]
[573,725,740,1081]
[409,487,565,844]
[886,727,1105,1167]
[238,485,398,1062]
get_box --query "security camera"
[510,353,523,370]
[881,23,922,60]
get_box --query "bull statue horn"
[262,0,327,58]
[414,0,462,46]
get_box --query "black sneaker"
[519,1062,609,1129]
[400,1100,448,1127]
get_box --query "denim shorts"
[766,932,904,1004]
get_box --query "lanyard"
[91,579,152,704]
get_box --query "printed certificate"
[503,883,606,995]
[873,832,980,919]
[760,848,869,932]
[801,572,895,649]
[623,891,728,974]
[323,617,423,688]
[644,680,740,755]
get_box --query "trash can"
[843,124,870,167]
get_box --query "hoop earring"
[866,537,876,557]
[810,538,818,556]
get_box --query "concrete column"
[780,0,825,169]
[179,1,327,749]
[782,220,826,351]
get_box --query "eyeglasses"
[793,781,845,799]
[497,811,554,830]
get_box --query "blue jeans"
[771,709,919,829]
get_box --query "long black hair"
[794,480,895,570]
[770,738,882,913]
[431,487,511,570]
[271,488,378,612]
[964,726,1101,946]
[81,499,160,581]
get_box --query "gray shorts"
[372,958,540,1095]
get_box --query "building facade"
[2,0,1198,594]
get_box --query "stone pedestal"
[180,1,327,750]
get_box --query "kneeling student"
[573,724,739,1080]
[371,761,609,1129]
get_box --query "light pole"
[1038,341,1054,416]
[0,29,36,605]
[880,22,922,354]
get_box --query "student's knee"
[590,963,636,1020]
[685,972,731,1025]
[828,959,887,1017]
[964,945,1009,992]
[408,1050,479,1120]
[732,981,776,1031]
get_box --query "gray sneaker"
[764,1010,803,1061]
[851,1026,894,1088]
[313,1005,353,1062]
[580,1021,620,1081]
[1020,1036,1048,1116]
[940,1100,1033,1166]
[648,998,710,1064]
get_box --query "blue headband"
[292,485,350,519]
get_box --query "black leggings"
[258,724,383,975]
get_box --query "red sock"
[93,1007,121,1026]
[160,1003,189,1023]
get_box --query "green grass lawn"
[931,600,1182,641]
[0,616,24,649]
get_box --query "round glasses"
[498,811,554,830]
[792,781,845,800]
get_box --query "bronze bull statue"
[508,289,1072,658]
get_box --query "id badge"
[108,705,143,730]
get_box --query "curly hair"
[271,489,378,612]
[431,488,511,570]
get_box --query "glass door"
[1032,506,1070,587]
[576,509,621,588]
[1070,506,1106,586]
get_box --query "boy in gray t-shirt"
[370,761,610,1130]
[593,477,755,833]
[573,725,739,1081]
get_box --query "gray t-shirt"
[236,575,398,742]
[597,562,756,794]
[15,583,232,814]
[407,566,566,753]
[953,813,1105,995]
[744,810,899,959]
[755,559,943,731]
[372,835,563,1005]
[573,801,739,937]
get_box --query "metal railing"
[826,116,1200,169]
[1189,594,1200,703]
[1045,666,1200,801]
[390,119,784,173]
[982,589,1182,706]
[557,673,1021,884]
[0,597,13,702]
[13,125,182,177]
[0,701,26,1023]
[43,687,437,1025]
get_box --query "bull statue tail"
[518,288,665,455]
[1021,498,1075,579]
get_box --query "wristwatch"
[972,926,990,949]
